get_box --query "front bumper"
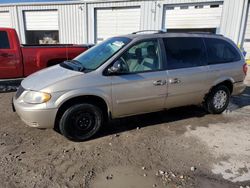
[13,98,57,129]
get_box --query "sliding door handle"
[153,80,166,86]
[169,78,181,84]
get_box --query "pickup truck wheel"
[59,103,103,141]
[205,85,230,114]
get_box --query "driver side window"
[119,40,161,73]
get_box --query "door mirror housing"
[108,60,123,75]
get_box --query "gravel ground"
[0,86,250,188]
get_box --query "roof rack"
[131,30,223,36]
[132,29,167,34]
[187,32,223,36]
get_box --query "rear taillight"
[243,63,248,75]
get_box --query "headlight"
[23,91,51,104]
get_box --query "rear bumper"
[232,81,246,96]
[13,98,57,129]
[244,65,250,86]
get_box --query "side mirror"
[108,60,123,75]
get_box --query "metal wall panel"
[220,0,248,45]
[58,4,86,44]
[243,3,250,59]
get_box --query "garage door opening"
[25,30,59,45]
[24,10,59,45]
[163,3,223,34]
[95,7,141,43]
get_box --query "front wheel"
[204,85,230,114]
[59,103,103,141]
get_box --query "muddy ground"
[0,87,250,188]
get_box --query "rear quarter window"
[0,31,10,49]
[163,37,206,70]
[204,38,241,64]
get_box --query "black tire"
[204,85,230,114]
[59,103,103,141]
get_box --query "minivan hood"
[22,65,83,91]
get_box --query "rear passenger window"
[0,31,10,49]
[163,37,206,70]
[204,38,241,64]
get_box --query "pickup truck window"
[61,37,131,72]
[0,31,10,49]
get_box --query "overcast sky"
[0,0,72,3]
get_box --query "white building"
[0,0,250,57]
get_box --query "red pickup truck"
[0,28,91,79]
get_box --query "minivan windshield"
[60,37,131,72]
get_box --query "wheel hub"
[213,90,227,110]
[75,113,94,131]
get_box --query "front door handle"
[153,80,166,86]
[169,78,181,84]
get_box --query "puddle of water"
[91,166,162,188]
[212,160,250,182]
[197,176,234,188]
[185,120,250,183]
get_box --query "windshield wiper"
[64,60,86,72]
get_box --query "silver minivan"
[13,31,247,141]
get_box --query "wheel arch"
[212,79,234,94]
[210,77,234,93]
[204,78,234,103]
[54,95,111,130]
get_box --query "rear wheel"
[59,103,103,141]
[204,85,230,114]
